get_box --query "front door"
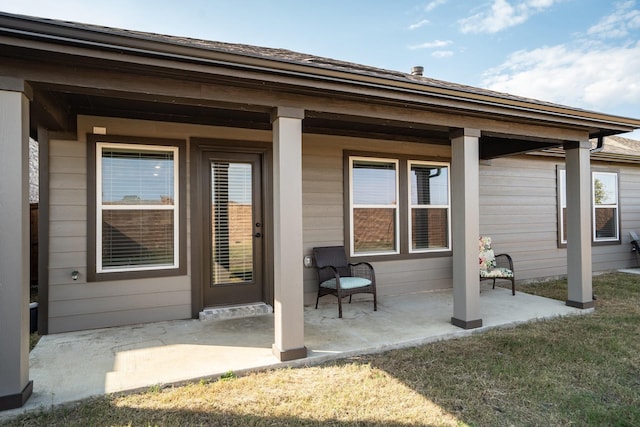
[203,152,263,307]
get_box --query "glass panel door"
[211,161,254,285]
[203,152,262,307]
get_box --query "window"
[558,168,567,243]
[409,161,450,253]
[88,136,186,281]
[349,157,399,255]
[557,168,619,245]
[592,172,619,241]
[348,154,450,258]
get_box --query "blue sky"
[2,0,639,139]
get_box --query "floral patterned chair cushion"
[478,236,496,270]
[478,236,515,295]
[480,267,514,279]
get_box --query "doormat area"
[199,302,273,321]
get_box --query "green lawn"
[7,272,640,426]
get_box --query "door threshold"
[199,302,273,321]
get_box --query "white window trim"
[592,171,619,242]
[558,168,567,245]
[96,142,180,273]
[408,160,451,254]
[349,156,400,257]
[558,168,619,244]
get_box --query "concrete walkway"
[1,286,591,420]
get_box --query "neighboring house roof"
[597,135,640,156]
[592,135,640,163]
[531,134,640,164]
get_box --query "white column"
[271,107,307,361]
[564,140,594,309]
[450,128,482,329]
[0,79,33,410]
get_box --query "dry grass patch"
[7,272,640,426]
[10,365,463,426]
[117,365,462,426]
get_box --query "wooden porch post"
[0,78,33,410]
[271,106,307,361]
[450,128,483,329]
[564,140,594,309]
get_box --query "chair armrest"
[317,265,342,289]
[348,262,375,282]
[494,253,513,270]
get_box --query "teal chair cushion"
[320,277,372,290]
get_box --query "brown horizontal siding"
[49,236,86,253]
[48,305,191,333]
[480,155,640,281]
[49,220,86,237]
[48,289,190,316]
[301,134,453,304]
[480,157,565,281]
[49,276,189,300]
[47,125,193,333]
[50,205,87,221]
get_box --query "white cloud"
[481,42,640,112]
[527,0,555,7]
[409,39,453,49]
[409,19,430,30]
[425,0,447,12]
[587,0,640,39]
[432,50,454,58]
[459,0,558,34]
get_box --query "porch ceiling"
[479,134,564,160]
[30,86,458,145]
[30,86,567,159]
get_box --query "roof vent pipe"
[411,66,424,76]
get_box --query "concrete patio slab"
[1,286,591,420]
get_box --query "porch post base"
[0,380,33,411]
[451,317,483,329]
[272,345,307,362]
[566,300,595,309]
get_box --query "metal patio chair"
[479,236,515,295]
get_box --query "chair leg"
[349,295,352,304]
[315,292,320,309]
[337,294,343,318]
[511,278,515,296]
[373,292,377,312]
